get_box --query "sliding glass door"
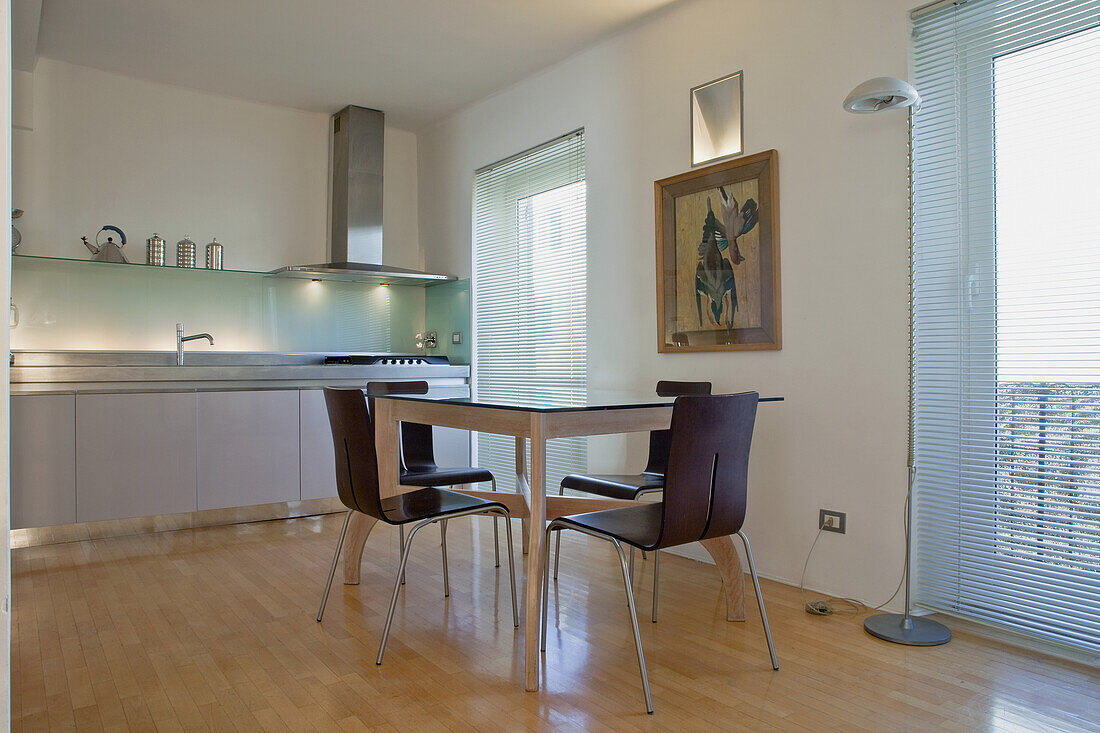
[912,0,1100,652]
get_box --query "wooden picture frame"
[655,149,781,352]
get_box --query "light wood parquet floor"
[12,512,1100,731]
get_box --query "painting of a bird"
[695,186,758,327]
[656,149,780,353]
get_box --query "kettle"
[82,225,129,263]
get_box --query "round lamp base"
[864,613,951,646]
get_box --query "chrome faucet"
[176,322,214,365]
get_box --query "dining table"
[337,389,783,691]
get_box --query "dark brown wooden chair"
[540,392,777,713]
[399,422,500,569]
[554,380,712,621]
[315,385,518,666]
[363,381,501,579]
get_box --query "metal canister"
[145,233,166,266]
[205,238,223,270]
[176,236,196,268]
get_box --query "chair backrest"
[366,380,429,396]
[399,422,437,474]
[359,381,437,474]
[323,381,429,519]
[656,392,758,549]
[324,387,386,519]
[655,380,713,397]
[354,381,436,473]
[643,380,713,475]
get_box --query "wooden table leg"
[342,512,378,585]
[523,416,546,691]
[700,536,746,622]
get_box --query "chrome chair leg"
[552,484,565,579]
[541,522,654,713]
[628,546,635,587]
[377,506,516,666]
[651,549,660,623]
[611,538,654,714]
[495,507,519,627]
[441,520,450,598]
[540,522,558,650]
[736,530,778,670]
[398,524,406,585]
[491,477,500,568]
[378,518,431,665]
[317,510,353,622]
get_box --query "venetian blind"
[912,0,1100,651]
[473,131,587,490]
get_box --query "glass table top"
[382,389,784,413]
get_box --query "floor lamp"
[843,77,952,646]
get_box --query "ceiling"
[29,0,681,129]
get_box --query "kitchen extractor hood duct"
[270,105,455,284]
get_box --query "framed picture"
[655,149,781,352]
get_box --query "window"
[912,0,1100,651]
[473,131,587,489]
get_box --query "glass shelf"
[12,254,452,287]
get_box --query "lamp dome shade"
[843,76,921,113]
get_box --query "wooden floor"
[12,513,1100,732]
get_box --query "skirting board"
[10,497,346,548]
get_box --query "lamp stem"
[862,106,951,645]
[905,108,915,620]
[907,109,915,473]
[903,466,914,620]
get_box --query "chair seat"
[381,487,505,525]
[556,502,662,551]
[401,467,494,487]
[560,472,664,500]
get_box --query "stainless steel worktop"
[10,350,470,394]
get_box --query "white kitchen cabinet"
[11,394,77,528]
[76,392,198,522]
[300,388,338,500]
[14,382,469,527]
[197,390,300,510]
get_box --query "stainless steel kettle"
[82,225,129,263]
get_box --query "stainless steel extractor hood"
[270,105,455,285]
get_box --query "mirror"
[691,71,744,166]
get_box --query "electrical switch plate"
[819,509,846,534]
[452,332,462,344]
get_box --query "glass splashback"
[425,278,471,365]
[11,255,425,353]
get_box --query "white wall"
[13,58,422,273]
[419,0,916,606]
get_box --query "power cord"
[799,490,909,616]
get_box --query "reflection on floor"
[12,513,1100,731]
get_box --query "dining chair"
[554,380,712,621]
[400,421,501,568]
[365,381,502,578]
[540,392,777,713]
[315,385,518,666]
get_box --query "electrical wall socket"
[819,509,846,534]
